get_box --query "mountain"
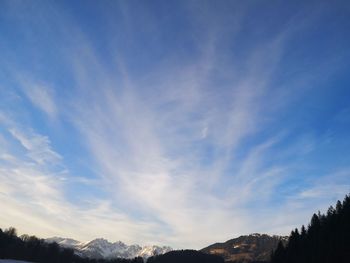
[45,237,82,247]
[45,237,172,259]
[201,234,287,263]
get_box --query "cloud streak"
[9,128,62,165]
[19,79,58,119]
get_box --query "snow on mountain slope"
[45,237,172,259]
[45,237,83,248]
[138,245,172,258]
[80,238,116,258]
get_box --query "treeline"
[147,250,224,263]
[0,228,143,263]
[270,194,350,263]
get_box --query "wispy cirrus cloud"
[58,15,311,247]
[0,116,161,244]
[19,79,58,119]
[9,128,62,165]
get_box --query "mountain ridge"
[45,237,172,259]
[201,233,288,263]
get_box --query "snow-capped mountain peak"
[45,237,83,247]
[139,245,172,258]
[45,237,172,259]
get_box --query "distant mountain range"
[201,234,288,263]
[45,233,286,262]
[45,237,172,259]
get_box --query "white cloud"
[19,80,57,118]
[60,24,295,248]
[62,21,350,247]
[9,128,62,165]
[0,118,159,245]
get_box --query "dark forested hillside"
[147,250,224,263]
[270,194,350,263]
[0,228,142,263]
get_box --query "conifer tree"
[270,194,350,263]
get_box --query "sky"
[0,0,350,249]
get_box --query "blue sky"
[0,0,350,249]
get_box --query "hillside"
[201,234,287,263]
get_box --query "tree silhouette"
[270,194,350,263]
[148,250,224,263]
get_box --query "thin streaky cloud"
[18,79,58,119]
[9,128,62,165]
